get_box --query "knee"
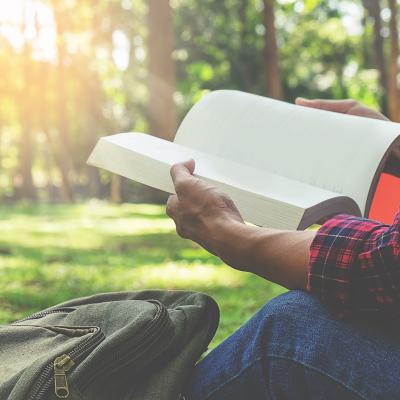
[249,290,330,352]
[257,290,323,324]
[233,290,333,354]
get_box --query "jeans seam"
[202,357,264,400]
[266,354,369,400]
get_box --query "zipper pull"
[54,354,75,399]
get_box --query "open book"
[88,90,400,230]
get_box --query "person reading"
[166,98,400,400]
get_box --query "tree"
[263,0,283,99]
[363,0,387,112]
[388,0,400,121]
[53,6,75,202]
[147,0,177,141]
[0,0,395,203]
[17,7,37,201]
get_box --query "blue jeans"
[184,291,400,400]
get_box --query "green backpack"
[0,290,219,400]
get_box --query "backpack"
[0,290,219,400]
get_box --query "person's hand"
[295,98,389,121]
[166,159,244,259]
[166,159,316,289]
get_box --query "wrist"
[213,219,264,272]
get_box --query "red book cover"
[369,173,400,224]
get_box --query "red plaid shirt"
[307,210,400,319]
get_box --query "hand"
[166,159,244,259]
[167,159,315,289]
[295,98,389,121]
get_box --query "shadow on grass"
[0,203,286,347]
[0,231,223,267]
[0,204,168,221]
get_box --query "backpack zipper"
[27,326,105,400]
[21,301,170,398]
[53,354,75,398]
[79,300,173,386]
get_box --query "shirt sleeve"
[307,210,400,319]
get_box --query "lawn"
[0,202,285,347]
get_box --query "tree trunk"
[238,0,254,92]
[54,10,75,202]
[86,141,102,199]
[147,0,177,141]
[18,12,36,201]
[388,0,400,121]
[110,174,122,204]
[85,78,103,199]
[18,94,36,201]
[263,0,283,100]
[363,0,388,113]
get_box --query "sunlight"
[0,0,56,61]
[129,262,245,289]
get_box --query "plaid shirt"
[307,210,400,319]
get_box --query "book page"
[87,133,346,229]
[175,90,400,214]
[96,133,340,209]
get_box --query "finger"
[175,225,188,239]
[165,194,179,218]
[170,159,195,181]
[183,159,195,174]
[170,159,196,197]
[296,98,357,114]
[347,106,389,121]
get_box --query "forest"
[1,0,400,204]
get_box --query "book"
[87,90,400,230]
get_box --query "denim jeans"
[184,290,400,400]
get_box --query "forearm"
[216,221,316,290]
[166,160,316,290]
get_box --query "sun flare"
[0,0,56,60]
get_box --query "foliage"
[0,0,397,202]
[0,203,285,346]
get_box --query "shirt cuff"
[307,214,383,317]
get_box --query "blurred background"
[0,0,400,343]
[1,0,400,204]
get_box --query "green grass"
[0,202,285,347]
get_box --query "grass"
[0,201,285,347]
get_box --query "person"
[166,98,400,400]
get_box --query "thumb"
[182,158,195,175]
[170,159,196,184]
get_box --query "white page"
[87,133,346,229]
[93,133,340,208]
[175,90,400,214]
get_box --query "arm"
[166,159,315,290]
[167,99,400,320]
[212,221,315,290]
[167,161,400,319]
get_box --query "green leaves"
[0,0,390,200]
[304,0,320,13]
